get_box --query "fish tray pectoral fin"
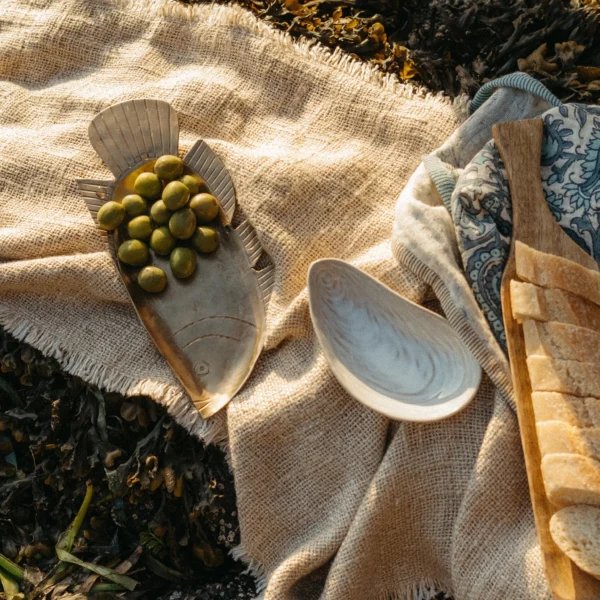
[76,178,118,261]
[76,179,115,218]
[257,263,275,306]
[235,220,263,267]
[183,140,236,225]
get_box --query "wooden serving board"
[494,119,600,600]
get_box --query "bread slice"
[511,280,544,322]
[537,421,584,456]
[537,421,600,461]
[527,356,600,398]
[532,392,594,427]
[541,453,600,507]
[550,505,600,580]
[510,280,600,332]
[523,320,600,363]
[515,241,600,307]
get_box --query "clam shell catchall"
[308,259,481,422]
[77,100,274,418]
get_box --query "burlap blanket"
[0,0,552,598]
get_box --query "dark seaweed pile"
[199,0,600,103]
[2,0,600,599]
[0,329,255,599]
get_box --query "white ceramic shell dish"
[308,259,481,422]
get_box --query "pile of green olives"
[96,155,221,293]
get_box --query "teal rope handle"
[422,155,456,213]
[424,73,562,214]
[470,72,561,113]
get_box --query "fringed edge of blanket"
[108,0,468,123]
[388,579,452,600]
[229,545,452,600]
[0,305,221,444]
[230,545,269,595]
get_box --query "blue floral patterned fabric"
[451,104,600,351]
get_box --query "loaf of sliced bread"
[550,505,600,580]
[542,454,600,507]
[515,241,600,307]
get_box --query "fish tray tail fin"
[235,220,263,267]
[76,178,118,261]
[184,141,236,225]
[257,263,275,306]
[88,99,179,177]
[196,394,231,420]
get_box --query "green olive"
[154,155,184,181]
[127,216,153,240]
[134,172,162,200]
[170,247,197,279]
[150,200,172,225]
[97,201,125,231]
[193,226,220,253]
[118,240,149,266]
[150,226,176,256]
[177,174,204,197]
[138,266,167,293]
[189,193,219,224]
[162,181,190,210]
[121,194,147,217]
[169,208,196,240]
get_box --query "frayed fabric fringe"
[109,0,461,117]
[386,579,452,600]
[452,94,471,124]
[0,306,220,443]
[230,545,269,595]
[230,544,452,600]
[391,238,514,406]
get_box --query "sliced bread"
[550,505,600,580]
[527,356,600,398]
[541,454,600,507]
[522,320,600,363]
[515,241,600,307]
[537,421,600,461]
[510,280,600,332]
[532,392,593,428]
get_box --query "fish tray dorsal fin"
[257,263,275,306]
[184,140,236,225]
[235,220,263,267]
[89,100,179,177]
[76,178,118,261]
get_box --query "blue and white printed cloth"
[452,103,600,350]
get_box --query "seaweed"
[0,329,255,599]
[190,0,600,102]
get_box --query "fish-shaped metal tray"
[77,100,274,419]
